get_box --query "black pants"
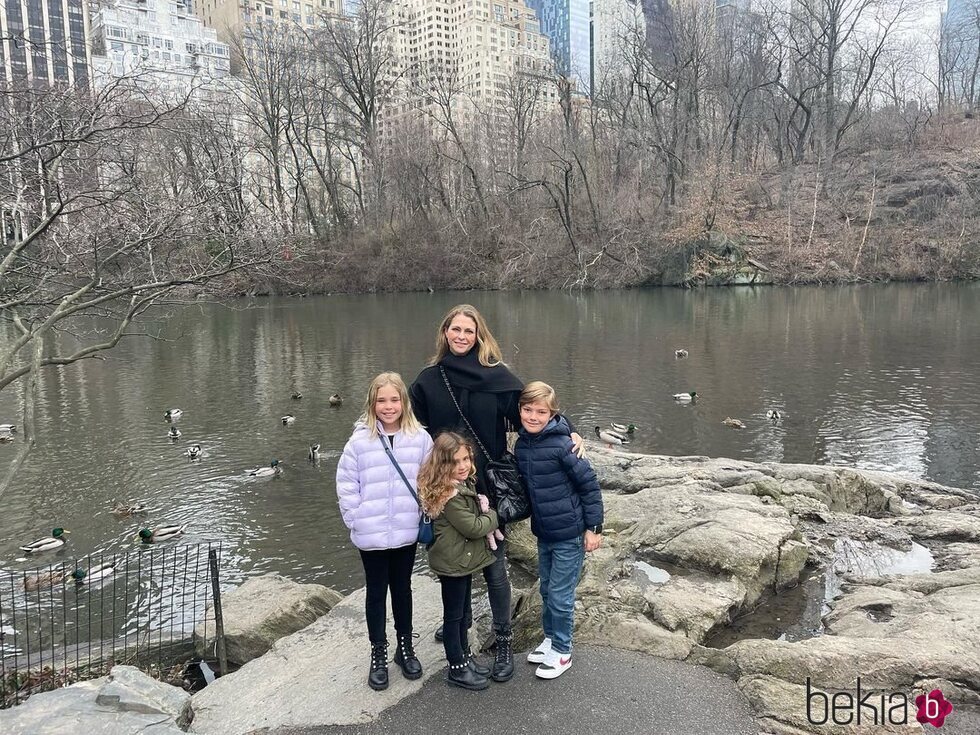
[483,536,512,635]
[359,543,417,644]
[439,574,473,666]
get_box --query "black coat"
[515,417,603,542]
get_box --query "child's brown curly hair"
[417,432,475,514]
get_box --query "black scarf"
[437,349,523,394]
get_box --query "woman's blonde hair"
[519,381,560,415]
[417,432,475,510]
[429,304,505,367]
[358,372,423,438]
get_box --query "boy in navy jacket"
[515,381,603,679]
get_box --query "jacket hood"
[518,415,571,440]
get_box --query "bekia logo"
[806,678,954,727]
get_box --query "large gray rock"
[194,572,343,666]
[189,575,444,735]
[0,666,189,735]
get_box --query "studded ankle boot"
[491,633,514,682]
[447,660,490,691]
[368,640,389,691]
[394,632,423,680]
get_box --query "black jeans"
[359,543,417,644]
[439,574,473,666]
[482,537,512,635]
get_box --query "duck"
[20,528,70,553]
[0,433,12,443]
[137,525,187,543]
[308,443,320,462]
[328,394,343,406]
[674,349,689,358]
[23,567,68,591]
[185,444,202,459]
[112,502,147,516]
[281,415,296,425]
[248,459,282,477]
[673,392,698,403]
[595,426,629,447]
[164,409,183,422]
[766,410,781,423]
[0,424,16,433]
[291,392,303,400]
[168,426,181,440]
[723,417,746,429]
[70,562,116,584]
[609,423,637,434]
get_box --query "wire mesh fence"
[0,542,222,708]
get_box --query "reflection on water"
[0,284,978,592]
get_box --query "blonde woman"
[336,372,434,691]
[409,304,584,682]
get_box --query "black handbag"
[380,436,434,545]
[439,368,532,524]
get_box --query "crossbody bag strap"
[439,367,493,462]
[380,436,422,508]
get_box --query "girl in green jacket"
[418,432,499,691]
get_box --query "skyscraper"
[0,0,92,87]
[523,0,590,93]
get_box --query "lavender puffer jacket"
[336,421,434,551]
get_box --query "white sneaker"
[535,648,572,679]
[526,637,552,664]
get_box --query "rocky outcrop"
[506,449,980,734]
[0,665,190,734]
[193,572,343,666]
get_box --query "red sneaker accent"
[560,656,571,665]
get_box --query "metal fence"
[0,542,222,708]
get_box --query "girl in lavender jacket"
[336,372,434,691]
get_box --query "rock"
[194,572,343,666]
[0,668,188,734]
[189,575,445,735]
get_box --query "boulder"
[0,666,189,735]
[193,572,343,666]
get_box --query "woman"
[410,304,583,683]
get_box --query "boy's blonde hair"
[359,372,423,438]
[519,381,560,415]
[429,304,506,367]
[417,432,475,512]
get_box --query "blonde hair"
[358,372,423,438]
[417,432,475,510]
[429,304,505,367]
[519,381,560,415]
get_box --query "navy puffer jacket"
[515,416,603,542]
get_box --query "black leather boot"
[434,624,444,642]
[394,632,423,680]
[447,661,489,690]
[368,641,389,691]
[465,650,490,677]
[491,633,514,682]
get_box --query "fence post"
[207,549,228,677]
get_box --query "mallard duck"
[609,423,637,434]
[168,426,181,440]
[0,424,16,433]
[20,528,70,553]
[0,433,13,443]
[137,525,186,543]
[766,410,781,423]
[24,567,68,591]
[674,349,689,358]
[247,459,282,477]
[308,443,320,462]
[164,409,183,422]
[112,502,147,516]
[185,444,202,459]
[595,426,629,447]
[70,562,116,584]
[281,415,296,425]
[673,392,698,403]
[723,417,746,429]
[291,392,303,400]
[328,394,343,406]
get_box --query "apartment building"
[0,0,91,87]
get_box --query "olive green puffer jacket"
[426,481,499,577]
